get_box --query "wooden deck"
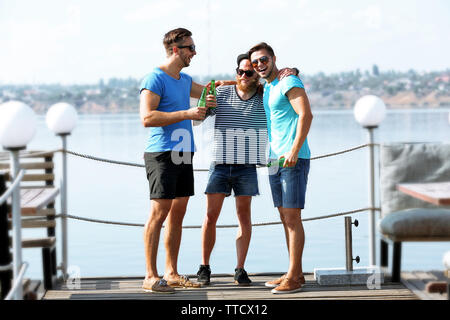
[40,271,449,300]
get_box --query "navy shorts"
[205,163,259,197]
[268,158,310,209]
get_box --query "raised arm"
[140,89,206,127]
[190,81,205,99]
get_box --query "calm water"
[21,108,450,279]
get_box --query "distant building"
[435,76,450,83]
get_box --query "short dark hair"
[163,28,192,55]
[236,53,249,67]
[248,42,275,59]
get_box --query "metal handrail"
[0,169,25,206]
[4,262,28,300]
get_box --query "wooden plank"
[0,162,54,170]
[43,274,418,300]
[401,271,446,300]
[7,219,56,229]
[398,181,450,206]
[22,208,56,217]
[21,174,55,182]
[20,188,59,215]
[22,237,56,248]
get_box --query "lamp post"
[353,95,386,267]
[46,102,78,279]
[0,101,37,299]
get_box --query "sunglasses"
[177,44,196,52]
[236,69,255,77]
[251,56,269,68]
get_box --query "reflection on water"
[22,109,450,278]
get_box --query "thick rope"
[49,207,380,228]
[3,144,381,228]
[31,143,378,170]
[1,144,378,167]
[310,143,378,160]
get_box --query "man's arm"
[190,81,205,99]
[140,89,206,127]
[282,87,313,167]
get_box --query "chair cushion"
[379,208,450,240]
[380,143,450,218]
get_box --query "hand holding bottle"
[187,106,207,121]
[205,80,217,109]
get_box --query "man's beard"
[236,77,259,93]
[180,52,191,67]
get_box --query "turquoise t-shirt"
[140,68,195,153]
[263,75,311,159]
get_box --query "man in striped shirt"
[196,54,297,286]
[196,54,264,286]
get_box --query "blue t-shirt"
[263,75,311,159]
[140,68,195,152]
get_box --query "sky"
[0,0,449,85]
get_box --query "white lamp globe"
[353,95,386,128]
[0,100,37,149]
[443,251,450,269]
[46,102,78,135]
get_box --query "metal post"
[9,148,23,300]
[367,126,376,266]
[60,134,69,278]
[0,173,12,299]
[345,217,354,271]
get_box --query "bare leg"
[201,194,226,265]
[279,210,290,254]
[144,199,172,281]
[279,207,304,280]
[164,196,189,280]
[235,196,252,269]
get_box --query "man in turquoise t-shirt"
[249,42,313,294]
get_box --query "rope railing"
[2,143,376,169]
[33,207,380,229]
[0,144,380,229]
[0,144,379,167]
[0,169,25,206]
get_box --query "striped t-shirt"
[206,85,268,165]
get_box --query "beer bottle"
[192,87,207,126]
[208,80,216,109]
[197,87,207,107]
[267,158,286,168]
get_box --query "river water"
[21,108,450,279]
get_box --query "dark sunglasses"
[236,68,255,77]
[251,56,269,68]
[177,44,196,52]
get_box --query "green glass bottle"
[197,87,207,107]
[208,80,216,109]
[267,158,286,168]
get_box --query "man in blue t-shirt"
[139,27,216,293]
[249,42,313,294]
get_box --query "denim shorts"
[268,158,310,209]
[205,163,259,197]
